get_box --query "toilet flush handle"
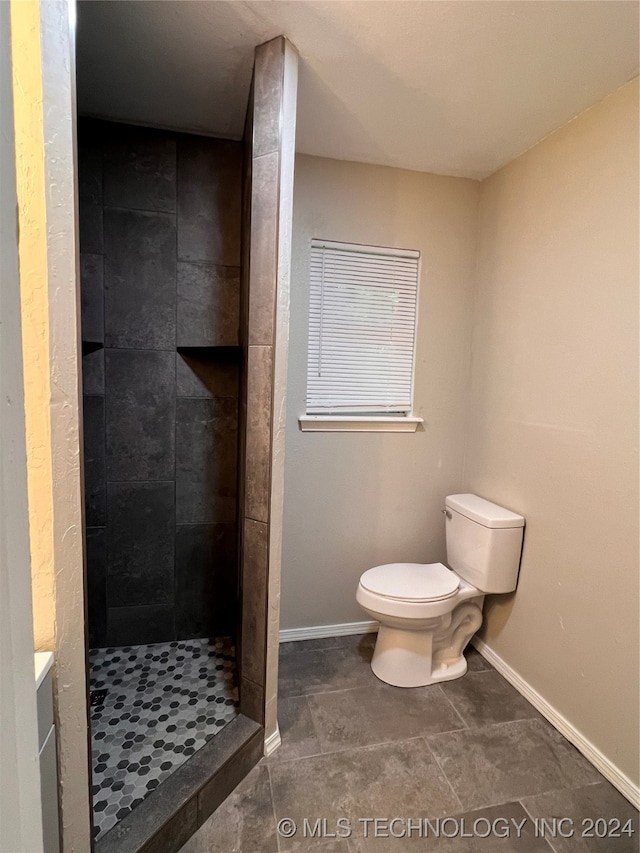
[442,509,452,519]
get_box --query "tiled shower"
[79,119,243,839]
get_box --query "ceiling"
[76,1,639,179]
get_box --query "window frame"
[301,238,424,433]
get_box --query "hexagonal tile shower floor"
[89,637,239,841]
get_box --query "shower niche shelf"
[82,340,103,356]
[177,344,241,363]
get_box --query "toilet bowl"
[356,494,525,688]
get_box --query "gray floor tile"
[269,739,461,850]
[278,645,377,698]
[465,647,493,672]
[179,763,276,853]
[309,681,465,753]
[287,841,349,852]
[521,782,639,852]
[268,696,322,764]
[428,719,601,812]
[350,801,553,852]
[440,670,539,728]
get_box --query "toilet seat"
[359,562,459,603]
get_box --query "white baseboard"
[471,637,640,810]
[264,727,281,758]
[279,620,378,643]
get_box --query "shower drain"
[90,689,108,707]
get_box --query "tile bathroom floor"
[89,636,239,840]
[179,633,639,852]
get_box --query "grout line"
[421,736,465,814]
[519,798,559,853]
[103,203,176,216]
[303,693,323,752]
[265,760,283,853]
[268,731,469,767]
[433,683,470,731]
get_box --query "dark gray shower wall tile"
[105,349,175,481]
[245,346,273,523]
[175,523,237,638]
[248,153,278,346]
[82,348,105,395]
[78,120,103,205]
[104,208,176,350]
[253,38,284,158]
[239,111,252,351]
[78,121,104,253]
[80,253,104,343]
[177,262,240,347]
[240,677,264,724]
[175,397,238,524]
[86,527,106,647]
[106,604,174,646]
[176,353,239,398]
[103,124,176,212]
[106,481,175,608]
[83,395,105,526]
[80,200,103,254]
[177,136,242,266]
[241,519,268,686]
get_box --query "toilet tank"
[445,494,525,593]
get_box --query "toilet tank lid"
[445,494,525,529]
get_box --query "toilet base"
[370,624,467,687]
[368,600,484,688]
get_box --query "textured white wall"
[0,2,44,848]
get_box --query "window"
[302,239,422,431]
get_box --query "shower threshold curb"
[94,714,263,853]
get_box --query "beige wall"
[282,155,480,629]
[466,79,639,789]
[282,80,638,796]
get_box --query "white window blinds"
[306,240,420,414]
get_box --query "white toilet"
[356,494,525,688]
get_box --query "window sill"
[298,415,424,433]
